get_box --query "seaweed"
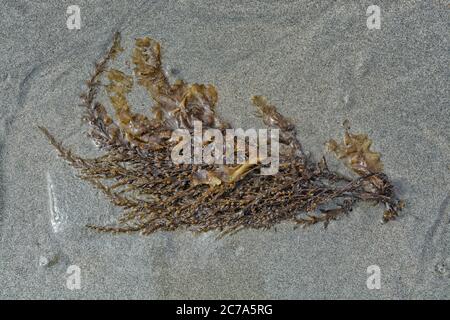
[39,32,403,236]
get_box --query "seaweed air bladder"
[39,32,404,236]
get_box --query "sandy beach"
[0,0,449,299]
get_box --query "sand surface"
[0,0,449,299]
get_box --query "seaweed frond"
[326,120,383,176]
[40,32,404,236]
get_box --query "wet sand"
[0,0,449,299]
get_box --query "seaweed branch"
[40,32,404,236]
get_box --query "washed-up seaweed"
[39,32,404,236]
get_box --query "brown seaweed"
[39,32,403,236]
